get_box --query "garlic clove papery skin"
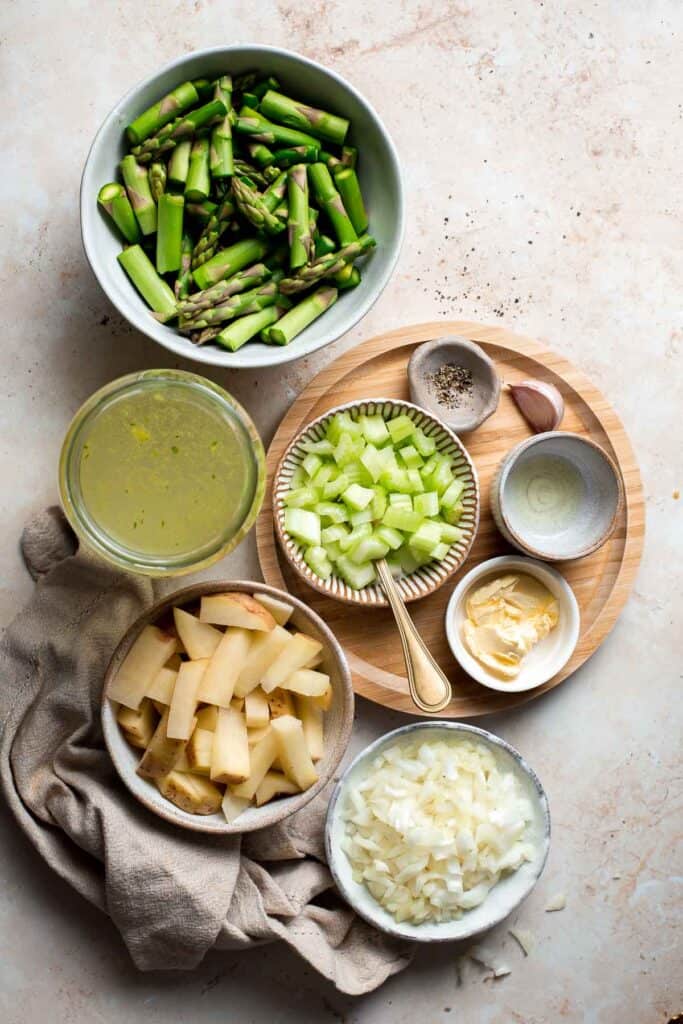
[509,380,565,433]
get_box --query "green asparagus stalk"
[97,183,141,243]
[118,245,177,319]
[174,233,194,299]
[233,71,259,94]
[279,235,375,294]
[242,91,260,109]
[260,90,349,146]
[308,206,319,237]
[192,78,214,100]
[126,81,199,145]
[314,233,337,258]
[190,326,222,345]
[180,278,280,332]
[120,155,157,235]
[130,98,227,164]
[287,164,312,269]
[148,161,167,202]
[176,262,272,316]
[247,142,275,167]
[185,199,218,223]
[156,193,184,273]
[262,171,288,211]
[191,196,235,268]
[334,264,361,289]
[271,145,320,168]
[334,167,368,233]
[263,165,281,183]
[214,303,284,352]
[234,106,319,149]
[340,146,358,169]
[308,162,357,246]
[167,140,192,188]
[233,159,270,189]
[185,138,210,201]
[319,150,343,172]
[192,236,270,289]
[232,177,286,235]
[210,76,234,178]
[252,76,281,101]
[268,285,338,345]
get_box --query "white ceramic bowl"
[81,45,404,369]
[102,580,354,834]
[445,555,580,693]
[325,722,551,943]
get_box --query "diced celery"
[321,523,349,544]
[322,473,350,500]
[387,414,415,444]
[385,554,404,578]
[290,465,307,489]
[304,545,332,579]
[406,543,435,567]
[338,522,372,551]
[302,452,323,478]
[440,478,465,508]
[407,469,425,493]
[429,460,455,494]
[388,492,412,508]
[350,508,373,527]
[438,522,463,543]
[327,411,362,445]
[376,525,404,550]
[371,485,387,520]
[333,432,365,467]
[382,506,423,532]
[412,427,437,457]
[431,542,450,561]
[360,443,385,482]
[349,535,390,564]
[410,520,442,553]
[342,461,372,486]
[420,454,440,478]
[342,483,374,511]
[324,540,343,562]
[359,413,390,446]
[399,444,423,469]
[302,438,334,456]
[336,555,377,589]
[316,501,349,524]
[443,503,464,525]
[284,508,321,547]
[398,545,423,574]
[380,465,411,492]
[414,491,439,517]
[284,486,319,509]
[312,463,335,488]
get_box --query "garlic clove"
[509,380,565,433]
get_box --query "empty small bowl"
[445,554,580,693]
[407,337,501,433]
[491,432,624,561]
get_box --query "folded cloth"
[0,509,413,995]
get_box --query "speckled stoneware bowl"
[491,432,624,561]
[273,398,480,606]
[407,336,501,434]
[102,580,354,834]
[325,722,551,943]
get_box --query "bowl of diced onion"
[272,398,480,606]
[325,722,550,942]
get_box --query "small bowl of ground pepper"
[408,336,501,434]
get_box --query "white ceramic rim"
[80,44,405,369]
[273,397,481,606]
[444,554,581,693]
[325,721,551,943]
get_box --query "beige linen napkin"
[0,508,413,995]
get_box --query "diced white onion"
[340,736,535,925]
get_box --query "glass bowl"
[59,369,265,575]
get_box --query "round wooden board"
[256,321,645,717]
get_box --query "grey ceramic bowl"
[408,337,501,433]
[491,432,624,561]
[81,45,404,369]
[102,580,354,834]
[326,722,551,943]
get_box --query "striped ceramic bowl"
[273,398,480,606]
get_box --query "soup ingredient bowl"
[491,432,624,561]
[102,580,354,834]
[407,336,501,434]
[445,555,580,693]
[81,45,404,369]
[326,722,550,942]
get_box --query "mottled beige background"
[1,1,681,1022]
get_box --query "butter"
[462,574,559,679]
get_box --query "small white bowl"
[445,555,580,693]
[81,45,404,369]
[325,722,550,943]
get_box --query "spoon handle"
[375,559,453,714]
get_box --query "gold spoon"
[375,558,453,714]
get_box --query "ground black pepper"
[424,363,474,409]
